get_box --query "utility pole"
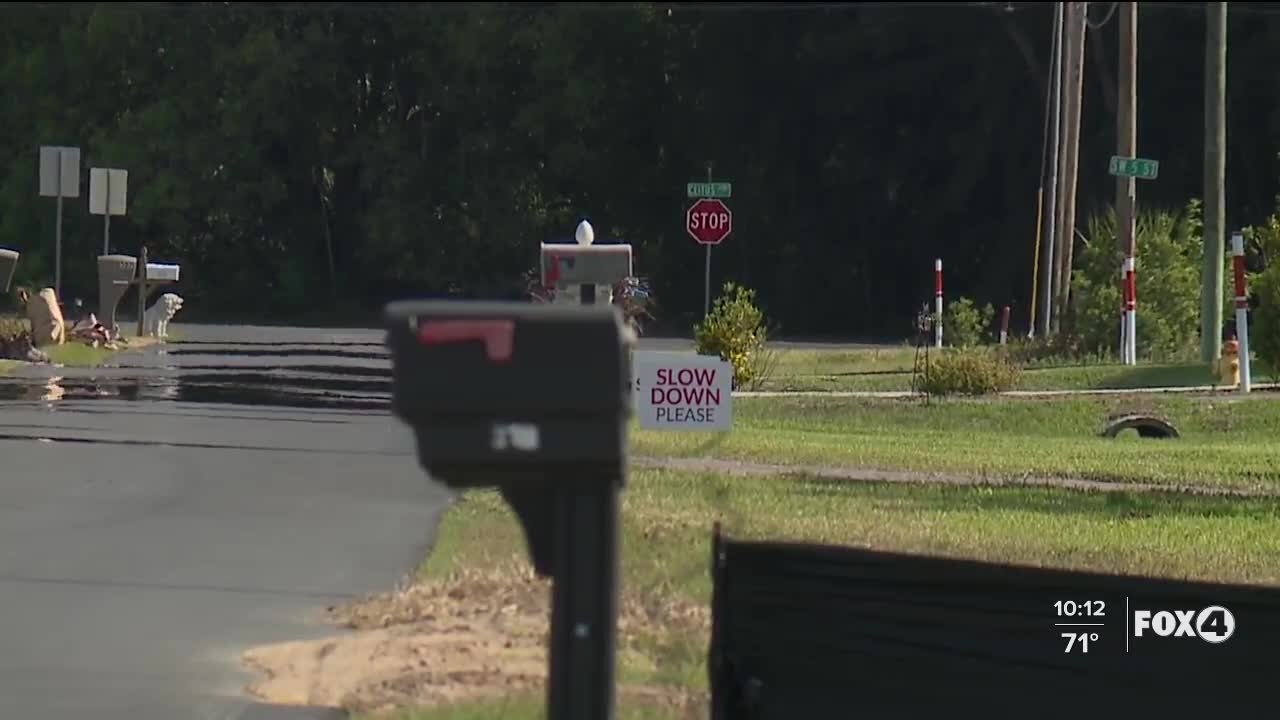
[1037,1,1065,338]
[1052,2,1088,333]
[1117,2,1138,363]
[1201,1,1227,363]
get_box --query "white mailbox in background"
[540,220,632,306]
[145,263,180,282]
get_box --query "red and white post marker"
[934,259,943,348]
[1232,231,1252,393]
[999,305,1011,345]
[1122,256,1137,365]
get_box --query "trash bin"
[0,248,17,293]
[97,254,137,335]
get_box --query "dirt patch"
[242,563,709,717]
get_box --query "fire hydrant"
[1218,339,1240,386]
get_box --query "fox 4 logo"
[1133,605,1236,644]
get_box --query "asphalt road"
[0,323,447,720]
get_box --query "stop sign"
[686,198,732,245]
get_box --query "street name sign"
[1109,156,1159,180]
[687,182,732,199]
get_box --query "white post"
[1124,256,1137,365]
[934,259,943,348]
[55,194,63,299]
[103,170,112,255]
[1118,262,1127,362]
[1233,232,1251,393]
[704,244,712,319]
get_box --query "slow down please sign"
[632,351,733,431]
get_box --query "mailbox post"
[385,300,633,720]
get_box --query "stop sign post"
[687,197,732,317]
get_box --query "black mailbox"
[386,298,633,720]
[385,300,633,489]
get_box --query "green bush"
[1242,203,1280,266]
[694,281,771,389]
[1068,200,1232,360]
[0,315,29,342]
[920,347,1022,396]
[1252,264,1280,379]
[1244,205,1280,379]
[0,315,33,360]
[943,296,994,348]
[1000,334,1109,368]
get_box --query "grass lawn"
[365,467,1280,720]
[345,357,1280,719]
[3,312,159,369]
[0,345,117,371]
[749,346,1276,393]
[42,342,118,367]
[631,395,1280,492]
[0,336,157,370]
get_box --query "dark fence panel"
[710,528,1280,719]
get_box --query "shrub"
[743,342,783,392]
[1000,334,1111,368]
[0,315,29,340]
[1068,200,1233,361]
[1242,204,1280,267]
[1252,264,1280,379]
[1244,205,1280,379]
[943,296,994,348]
[920,348,1022,396]
[0,315,33,361]
[694,281,771,389]
[613,276,657,336]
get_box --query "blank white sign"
[38,146,80,198]
[89,168,128,216]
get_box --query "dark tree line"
[2,2,1278,337]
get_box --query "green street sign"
[687,182,732,198]
[1109,156,1159,180]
